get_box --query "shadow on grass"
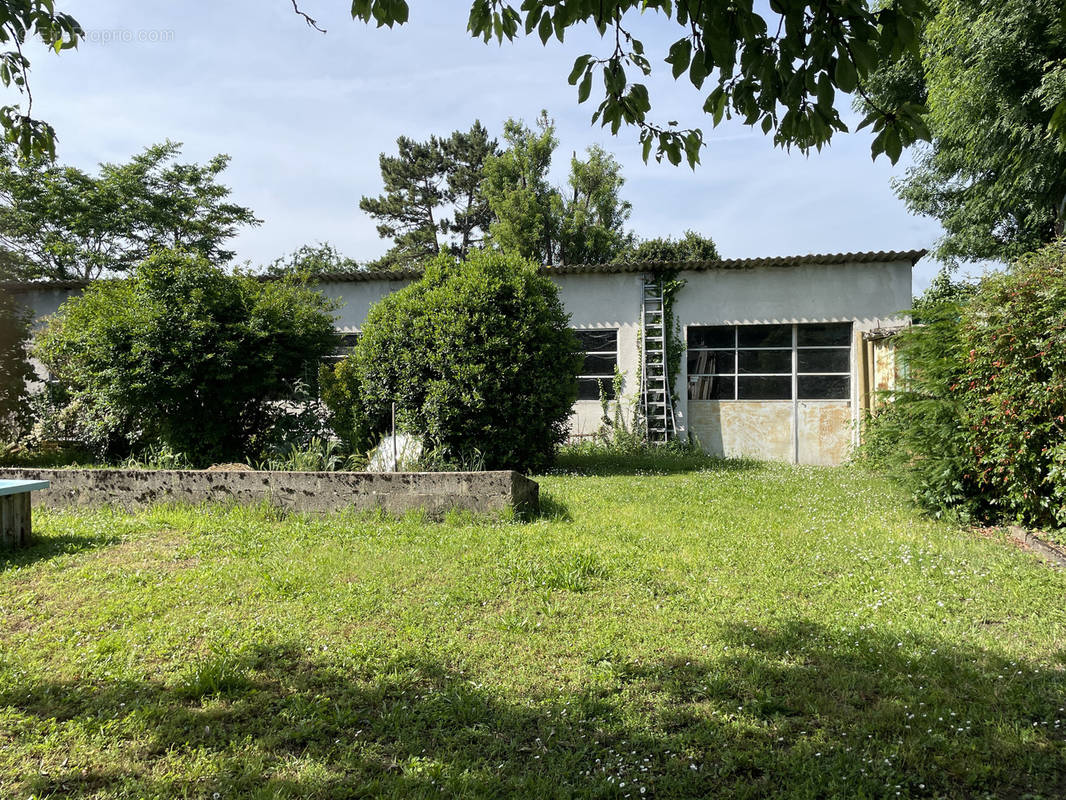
[517,490,573,523]
[546,450,761,477]
[3,621,1064,798]
[0,530,118,574]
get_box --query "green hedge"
[863,242,1066,528]
[34,250,338,465]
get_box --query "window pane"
[798,348,850,373]
[687,350,734,375]
[581,353,617,376]
[738,349,792,374]
[332,332,359,356]
[688,375,734,400]
[574,329,617,352]
[687,325,734,349]
[798,375,850,399]
[737,376,792,399]
[737,324,791,348]
[797,322,852,347]
[577,377,615,400]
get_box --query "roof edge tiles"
[2,249,926,291]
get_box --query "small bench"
[0,479,50,549]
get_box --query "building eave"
[0,249,927,291]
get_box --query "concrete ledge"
[0,468,539,518]
[1007,525,1066,568]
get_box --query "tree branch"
[291,1,327,33]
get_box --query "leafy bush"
[353,249,581,472]
[34,250,338,465]
[863,241,1066,528]
[615,230,719,262]
[857,301,978,520]
[0,287,34,442]
[318,356,372,456]
[260,436,364,472]
[957,245,1066,527]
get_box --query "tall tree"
[359,135,448,268]
[558,145,632,264]
[481,112,559,264]
[862,0,1066,264]
[337,0,930,166]
[481,113,634,265]
[443,120,497,257]
[0,141,260,280]
[360,121,499,269]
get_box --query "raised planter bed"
[0,468,538,518]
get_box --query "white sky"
[20,1,996,295]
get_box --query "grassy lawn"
[1,457,1064,799]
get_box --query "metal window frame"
[574,327,620,399]
[686,323,852,401]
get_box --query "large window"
[574,328,618,400]
[687,323,851,400]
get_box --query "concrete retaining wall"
[0,468,539,518]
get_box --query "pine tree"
[359,136,448,269]
[361,122,500,268]
[443,120,498,258]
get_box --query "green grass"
[1,458,1064,798]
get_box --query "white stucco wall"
[318,278,414,332]
[9,286,74,328]
[549,273,644,437]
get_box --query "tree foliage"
[360,121,498,269]
[863,0,1066,264]
[557,144,633,264]
[0,1,82,160]
[481,112,632,265]
[350,249,581,472]
[318,354,372,456]
[863,241,1066,528]
[0,141,261,280]
[34,250,338,464]
[481,112,560,264]
[343,0,930,166]
[364,114,633,267]
[617,230,720,262]
[263,242,363,278]
[0,274,33,441]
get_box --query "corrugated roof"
[307,249,927,282]
[1,249,926,291]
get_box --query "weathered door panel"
[797,401,852,465]
[689,400,794,462]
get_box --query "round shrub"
[353,250,581,472]
[35,249,339,465]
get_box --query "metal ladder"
[641,275,676,443]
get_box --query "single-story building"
[5,249,921,465]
